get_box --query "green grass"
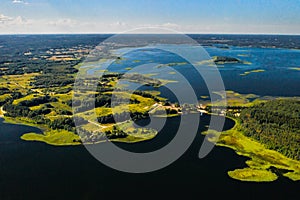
[0,94,11,101]
[30,104,44,111]
[21,129,81,146]
[283,172,300,181]
[53,92,72,102]
[1,73,39,94]
[202,116,300,182]
[50,102,72,112]
[228,168,278,182]
[240,69,265,76]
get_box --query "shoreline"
[0,116,159,146]
[2,108,300,182]
[203,115,300,182]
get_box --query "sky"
[0,0,300,34]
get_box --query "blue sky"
[1,0,300,34]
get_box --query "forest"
[239,99,300,160]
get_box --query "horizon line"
[0,32,300,36]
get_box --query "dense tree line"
[18,95,58,107]
[0,87,10,95]
[0,34,106,76]
[11,92,23,100]
[95,94,112,107]
[3,102,87,131]
[3,103,51,124]
[31,74,75,88]
[239,99,300,160]
[97,111,149,124]
[49,116,88,132]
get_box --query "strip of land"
[202,97,300,182]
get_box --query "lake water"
[0,114,299,199]
[1,36,300,199]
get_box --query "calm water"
[1,36,300,199]
[0,115,299,199]
[93,45,300,102]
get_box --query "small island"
[240,69,265,76]
[213,56,242,64]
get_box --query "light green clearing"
[21,130,81,146]
[203,117,300,182]
[3,116,81,146]
[0,94,11,102]
[13,94,42,105]
[240,69,265,76]
[228,168,278,182]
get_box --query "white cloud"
[160,22,180,29]
[12,16,30,25]
[0,14,29,25]
[12,0,29,5]
[0,16,300,34]
[110,21,127,27]
[47,18,78,27]
[0,14,13,22]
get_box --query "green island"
[202,94,300,182]
[240,69,265,76]
[195,56,251,67]
[156,62,188,68]
[212,56,252,65]
[289,67,300,71]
